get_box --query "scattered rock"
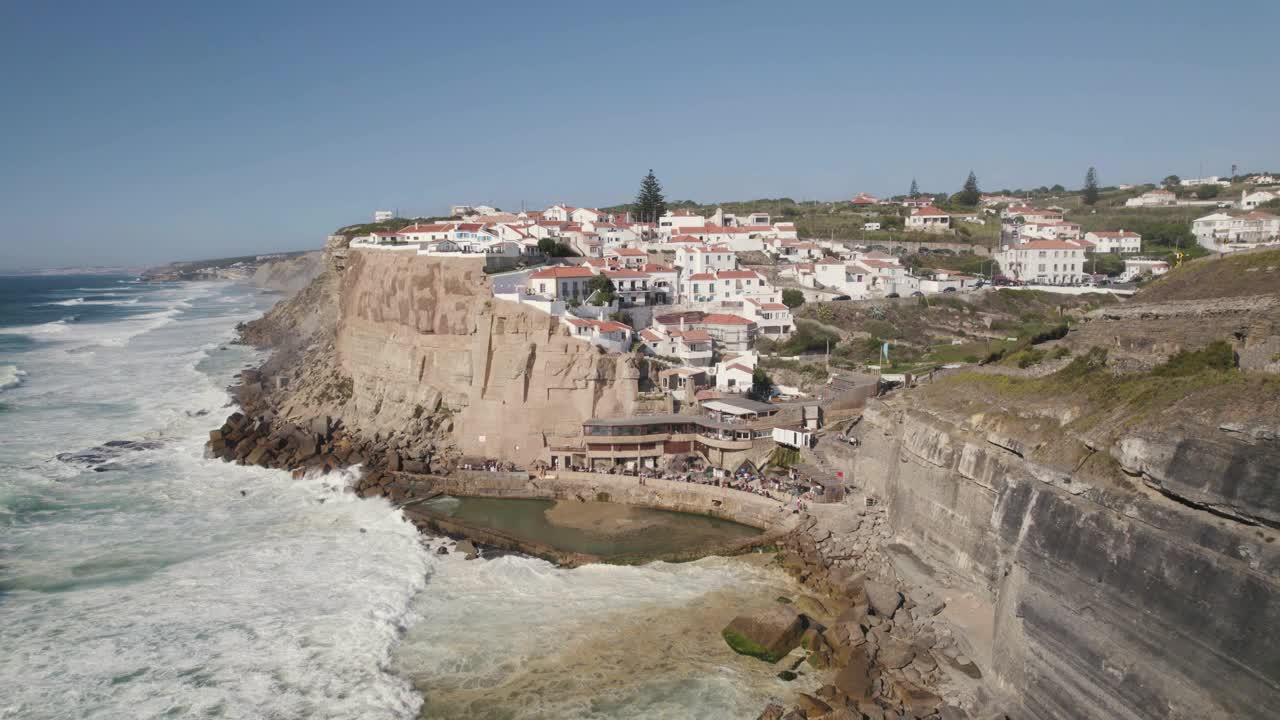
[865,581,903,619]
[877,639,916,669]
[793,693,832,718]
[723,605,809,663]
[833,649,875,700]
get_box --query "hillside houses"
[1193,210,1280,250]
[1083,230,1142,254]
[906,206,951,233]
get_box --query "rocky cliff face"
[241,245,638,467]
[840,399,1280,719]
[249,250,325,295]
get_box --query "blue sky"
[1,0,1276,270]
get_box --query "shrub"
[782,288,805,308]
[1152,341,1236,377]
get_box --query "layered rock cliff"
[843,399,1279,719]
[240,242,638,467]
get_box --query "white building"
[681,269,774,304]
[562,318,633,353]
[373,210,394,222]
[675,244,736,275]
[1239,190,1278,210]
[527,265,597,300]
[1019,221,1082,241]
[1125,189,1177,207]
[657,210,707,235]
[995,240,1087,285]
[1180,176,1230,188]
[906,207,951,233]
[1002,205,1065,222]
[1193,211,1280,248]
[1083,230,1142,254]
[744,298,794,340]
[1120,258,1171,282]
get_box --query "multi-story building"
[994,240,1087,285]
[1082,230,1142,254]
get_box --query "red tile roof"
[716,270,762,280]
[702,313,754,326]
[529,266,596,279]
[911,207,949,217]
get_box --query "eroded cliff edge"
[238,239,637,469]
[835,382,1280,718]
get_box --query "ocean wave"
[46,297,85,306]
[0,319,74,338]
[0,364,26,391]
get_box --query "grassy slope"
[1134,248,1280,302]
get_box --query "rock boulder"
[722,605,808,663]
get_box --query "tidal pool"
[419,495,764,560]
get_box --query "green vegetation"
[632,169,668,224]
[1152,341,1236,376]
[1083,167,1099,206]
[537,237,577,257]
[722,629,786,663]
[1139,248,1280,302]
[759,356,830,383]
[955,171,981,207]
[747,366,774,401]
[763,319,840,356]
[335,216,457,237]
[781,288,805,308]
[930,342,1270,440]
[586,273,616,305]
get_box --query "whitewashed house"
[527,265,597,300]
[1083,230,1142,254]
[745,298,795,340]
[562,318,633,353]
[1239,190,1277,210]
[994,240,1086,284]
[1018,221,1082,242]
[906,207,951,233]
[1125,189,1177,207]
[1120,258,1170,282]
[675,244,736,275]
[657,210,707,236]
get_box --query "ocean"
[0,275,803,720]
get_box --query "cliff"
[826,278,1280,719]
[240,243,638,467]
[249,250,325,295]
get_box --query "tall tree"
[909,178,920,197]
[1083,167,1100,206]
[633,169,667,223]
[1162,174,1181,189]
[957,171,980,206]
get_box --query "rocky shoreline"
[206,390,987,720]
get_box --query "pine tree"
[633,169,667,223]
[957,171,980,206]
[1083,167,1100,206]
[909,178,920,197]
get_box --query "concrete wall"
[423,470,801,532]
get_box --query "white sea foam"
[46,297,85,306]
[0,281,431,720]
[0,363,25,391]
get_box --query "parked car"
[886,292,900,298]
[942,286,957,292]
[832,295,851,301]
